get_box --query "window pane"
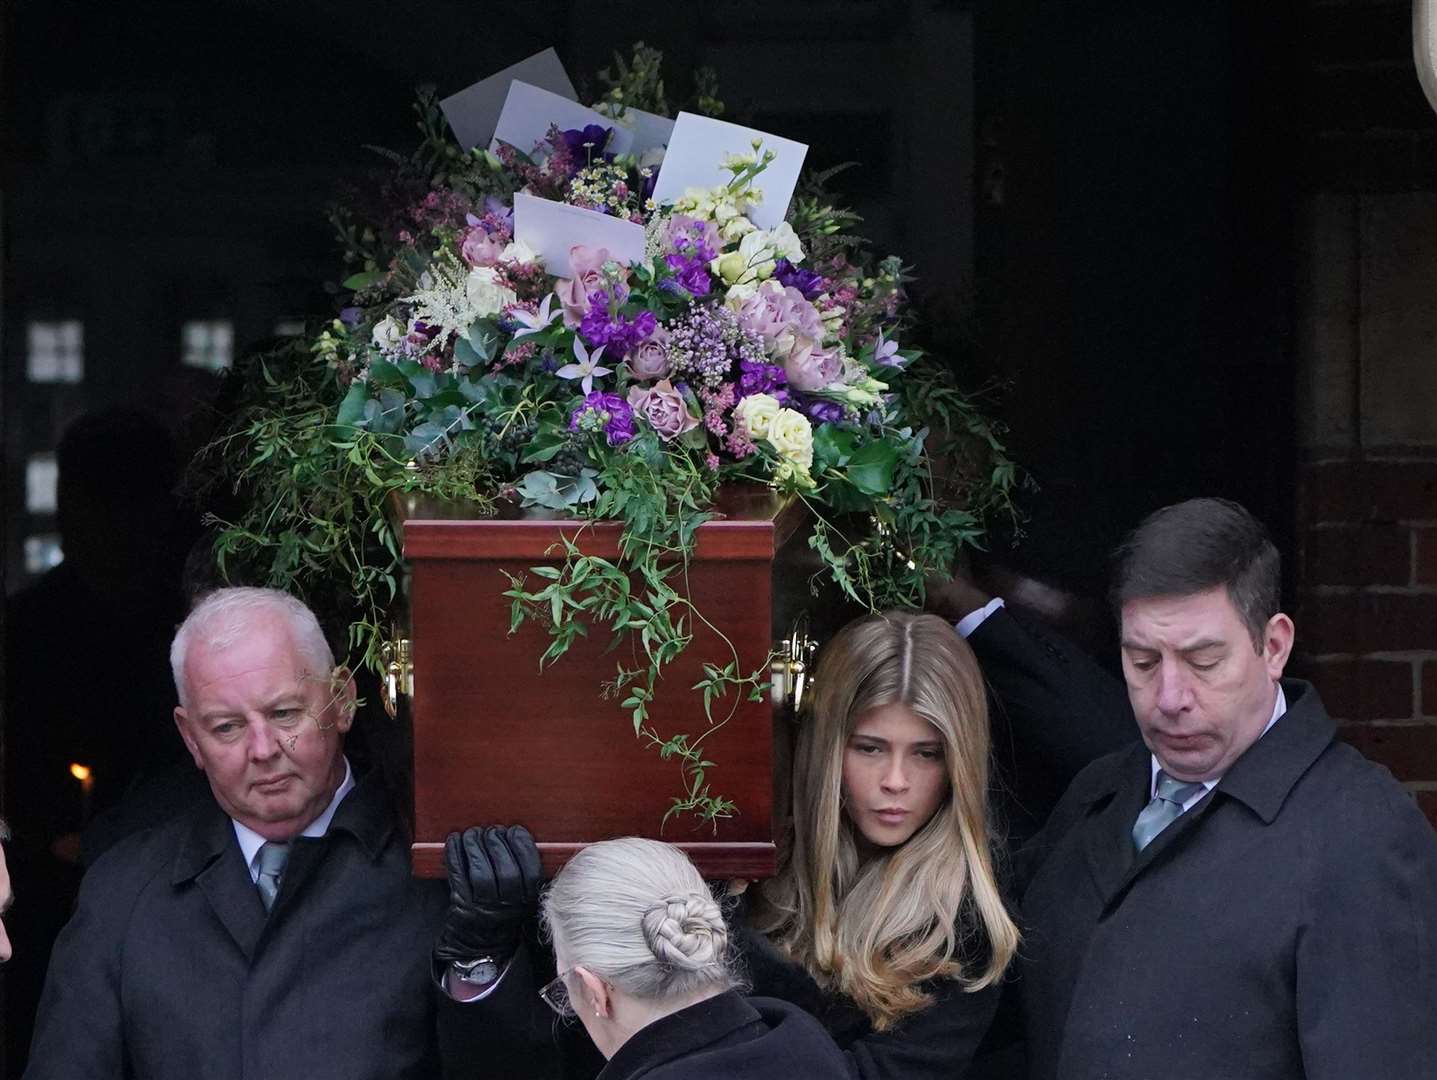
[24,534,64,574]
[181,319,234,371]
[26,453,59,513]
[27,320,84,382]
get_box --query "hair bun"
[641,892,727,970]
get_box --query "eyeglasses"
[539,969,577,1017]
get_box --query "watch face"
[458,959,499,985]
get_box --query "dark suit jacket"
[23,770,455,1080]
[596,990,848,1080]
[1017,679,1437,1080]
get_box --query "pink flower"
[554,245,628,329]
[784,342,843,392]
[627,379,700,442]
[626,329,672,381]
[460,228,504,267]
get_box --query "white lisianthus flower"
[465,266,517,317]
[733,393,782,441]
[720,214,757,243]
[371,315,405,354]
[765,221,805,265]
[497,239,538,266]
[767,408,814,471]
[724,280,761,305]
[720,149,759,169]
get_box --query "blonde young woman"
[737,610,1020,1077]
[445,611,1017,1079]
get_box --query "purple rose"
[627,379,700,442]
[627,329,672,381]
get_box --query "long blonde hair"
[753,611,1019,1030]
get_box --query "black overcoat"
[1016,679,1437,1080]
[23,771,457,1080]
[595,990,848,1080]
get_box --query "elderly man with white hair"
[23,587,470,1079]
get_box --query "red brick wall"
[1296,459,1437,825]
[1296,1,1437,828]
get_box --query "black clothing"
[24,771,459,1080]
[461,902,1000,1080]
[1016,679,1437,1080]
[597,990,848,1080]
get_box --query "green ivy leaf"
[846,441,899,495]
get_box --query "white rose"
[767,408,813,470]
[371,315,405,353]
[498,239,538,266]
[465,266,517,317]
[733,393,782,441]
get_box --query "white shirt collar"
[1149,683,1287,801]
[234,757,354,882]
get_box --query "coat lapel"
[1081,744,1151,906]
[172,805,267,961]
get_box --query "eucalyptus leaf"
[335,380,371,428]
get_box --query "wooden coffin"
[397,486,821,879]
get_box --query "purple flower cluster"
[737,359,790,404]
[662,215,720,298]
[667,303,767,391]
[801,398,845,425]
[773,258,825,300]
[579,291,658,354]
[569,391,635,446]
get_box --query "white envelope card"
[440,49,576,151]
[512,192,648,274]
[649,112,808,229]
[491,82,635,159]
[615,107,676,156]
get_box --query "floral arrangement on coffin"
[204,46,1017,824]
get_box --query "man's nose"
[0,919,11,964]
[1155,659,1193,715]
[246,720,282,761]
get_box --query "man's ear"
[1263,613,1295,679]
[329,667,357,735]
[174,708,205,770]
[575,966,611,1019]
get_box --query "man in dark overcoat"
[22,586,479,1079]
[949,499,1437,1079]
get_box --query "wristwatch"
[451,956,501,987]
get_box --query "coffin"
[397,486,832,878]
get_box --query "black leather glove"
[435,824,542,967]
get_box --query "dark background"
[1,0,1307,1071]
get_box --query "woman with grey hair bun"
[539,837,847,1079]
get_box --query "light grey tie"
[1132,771,1206,852]
[255,841,291,913]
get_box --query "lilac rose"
[627,379,700,441]
[626,328,672,381]
[784,343,843,392]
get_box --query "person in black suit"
[23,587,477,1080]
[537,836,848,1080]
[950,498,1437,1080]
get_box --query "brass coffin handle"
[771,614,818,715]
[380,636,414,718]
